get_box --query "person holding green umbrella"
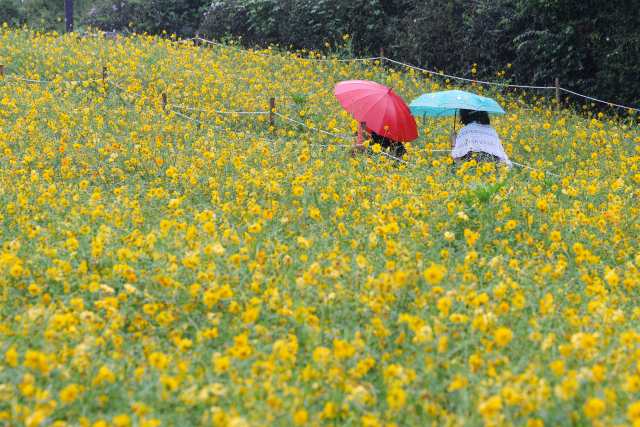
[408,90,512,167]
[450,109,512,167]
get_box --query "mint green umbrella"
[408,89,505,131]
[408,89,506,117]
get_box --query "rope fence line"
[0,58,580,177]
[4,35,638,112]
[558,87,640,113]
[273,111,562,176]
[107,79,565,177]
[382,58,556,90]
[174,37,379,62]
[167,108,204,124]
[169,103,269,115]
[172,36,640,112]
[383,57,640,112]
[5,29,639,113]
[5,75,90,85]
[272,112,352,139]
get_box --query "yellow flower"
[550,360,565,376]
[59,383,80,403]
[464,228,480,245]
[5,348,18,367]
[581,333,597,350]
[605,270,619,287]
[477,396,502,418]
[248,223,262,233]
[549,230,562,242]
[9,264,22,278]
[583,397,606,419]
[494,327,513,347]
[628,401,640,421]
[386,387,406,409]
[313,347,331,365]
[293,408,308,425]
[113,414,132,427]
[423,265,444,284]
[332,339,355,360]
[447,374,468,392]
[214,356,230,374]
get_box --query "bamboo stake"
[359,121,367,147]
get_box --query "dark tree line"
[199,0,640,110]
[2,0,638,109]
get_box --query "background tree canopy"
[2,0,638,109]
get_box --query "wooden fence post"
[162,93,167,113]
[0,64,4,78]
[102,66,106,88]
[195,30,199,47]
[380,47,384,66]
[358,121,367,147]
[269,97,275,130]
[555,77,560,109]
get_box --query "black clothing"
[459,151,499,163]
[370,131,407,159]
[449,151,499,175]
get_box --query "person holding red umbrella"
[357,124,407,158]
[334,80,418,160]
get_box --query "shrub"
[0,0,22,27]
[201,0,640,109]
[87,0,210,38]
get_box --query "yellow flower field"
[1,28,640,427]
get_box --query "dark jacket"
[370,131,406,159]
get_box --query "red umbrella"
[334,80,418,143]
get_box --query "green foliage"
[87,0,210,38]
[510,0,640,109]
[461,180,507,205]
[201,0,640,110]
[0,0,95,33]
[200,0,409,53]
[290,91,310,106]
[0,0,22,27]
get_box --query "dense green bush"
[508,0,640,109]
[87,0,209,38]
[201,0,640,110]
[0,0,22,28]
[200,0,407,55]
[0,0,96,33]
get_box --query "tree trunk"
[65,0,74,33]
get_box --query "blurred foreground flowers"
[0,28,639,427]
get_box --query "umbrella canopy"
[408,89,506,117]
[334,80,418,143]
